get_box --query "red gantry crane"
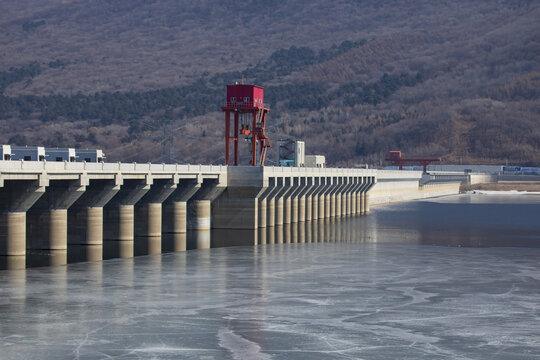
[222,84,271,166]
[385,151,441,172]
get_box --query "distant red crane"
[385,151,441,172]
[222,84,271,166]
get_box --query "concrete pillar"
[86,207,104,245]
[350,178,357,215]
[364,192,370,214]
[330,193,336,218]
[274,177,293,226]
[296,176,313,222]
[118,205,135,241]
[317,178,331,220]
[346,191,352,216]
[266,226,275,244]
[27,180,86,253]
[258,227,267,245]
[341,176,356,217]
[324,178,333,218]
[297,177,314,223]
[349,177,362,216]
[135,177,178,255]
[306,195,313,221]
[258,199,267,228]
[335,185,342,218]
[283,177,298,224]
[357,177,367,215]
[267,198,276,227]
[48,209,68,249]
[103,179,150,258]
[255,177,276,228]
[0,179,47,258]
[189,200,211,230]
[341,178,349,217]
[309,178,324,221]
[275,225,284,244]
[289,177,306,224]
[275,197,285,226]
[68,178,121,259]
[1,212,27,256]
[188,178,226,230]
[284,224,291,244]
[163,179,201,248]
[363,176,374,214]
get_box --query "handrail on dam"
[0,160,226,173]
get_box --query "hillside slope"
[0,0,539,166]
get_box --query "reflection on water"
[1,194,540,270]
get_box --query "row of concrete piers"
[0,162,377,268]
[0,162,229,268]
[211,167,376,229]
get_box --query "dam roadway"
[0,160,461,268]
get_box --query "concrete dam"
[0,160,462,268]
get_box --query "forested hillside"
[0,0,539,166]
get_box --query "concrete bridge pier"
[26,179,86,265]
[134,176,178,255]
[188,179,226,231]
[364,176,375,214]
[257,177,278,228]
[350,177,359,215]
[324,178,335,218]
[274,177,293,226]
[289,177,307,224]
[351,177,364,216]
[262,177,286,227]
[328,177,340,218]
[335,177,347,218]
[162,178,201,252]
[343,177,355,216]
[318,177,333,220]
[350,177,361,215]
[345,176,358,216]
[313,177,327,221]
[284,177,299,224]
[297,177,314,223]
[68,178,121,261]
[357,177,368,215]
[304,177,321,221]
[103,178,150,258]
[0,178,47,266]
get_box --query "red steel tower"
[222,84,271,166]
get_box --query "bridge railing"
[0,160,226,173]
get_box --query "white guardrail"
[0,160,226,173]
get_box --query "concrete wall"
[370,170,462,205]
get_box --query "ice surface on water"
[0,194,539,359]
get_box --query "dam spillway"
[0,161,463,269]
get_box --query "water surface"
[1,194,539,359]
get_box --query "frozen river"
[1,193,539,359]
